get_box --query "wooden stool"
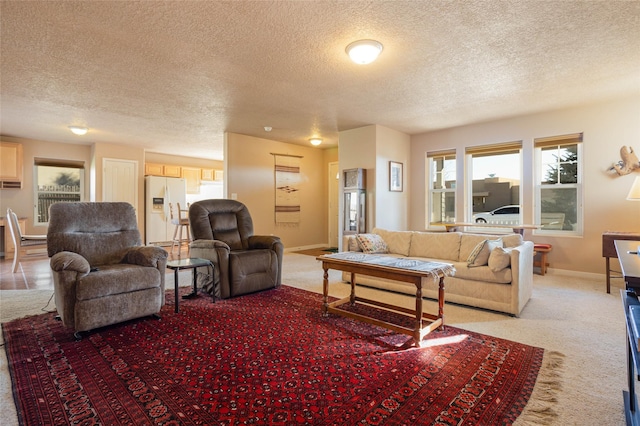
[533,243,552,275]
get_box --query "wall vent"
[0,181,22,189]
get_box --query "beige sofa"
[341,228,534,316]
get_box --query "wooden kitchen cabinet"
[163,164,182,177]
[201,168,215,181]
[181,167,201,194]
[0,141,23,188]
[145,163,182,177]
[145,163,164,176]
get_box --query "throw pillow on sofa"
[488,246,512,272]
[355,234,388,254]
[467,238,503,267]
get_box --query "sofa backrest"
[372,228,413,256]
[47,202,142,266]
[409,232,462,261]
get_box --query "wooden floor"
[0,243,191,290]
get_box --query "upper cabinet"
[145,163,181,178]
[201,168,224,181]
[0,142,23,189]
[181,167,201,194]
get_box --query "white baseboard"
[285,243,330,253]
[541,267,606,281]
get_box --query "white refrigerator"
[145,176,186,245]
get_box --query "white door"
[103,158,138,212]
[328,162,339,248]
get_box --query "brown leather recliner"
[188,199,283,299]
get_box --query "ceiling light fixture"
[309,138,322,146]
[264,126,272,132]
[69,126,88,135]
[346,39,383,64]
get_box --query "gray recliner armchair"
[47,202,168,339]
[188,199,283,299]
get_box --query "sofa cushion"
[76,264,161,300]
[356,233,388,254]
[467,238,503,267]
[489,246,512,272]
[501,234,524,248]
[459,233,506,262]
[409,232,461,262]
[373,228,412,256]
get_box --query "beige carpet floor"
[1,253,628,425]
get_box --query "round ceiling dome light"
[69,126,88,135]
[309,138,322,146]
[346,39,383,64]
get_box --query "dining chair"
[169,202,190,255]
[6,208,47,273]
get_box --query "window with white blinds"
[534,133,583,234]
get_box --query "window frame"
[426,150,457,228]
[534,133,583,236]
[465,141,523,227]
[33,159,85,226]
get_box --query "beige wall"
[0,136,93,234]
[339,125,411,234]
[226,132,331,250]
[0,137,225,241]
[145,152,223,170]
[410,95,640,274]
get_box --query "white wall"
[375,125,411,230]
[410,95,640,274]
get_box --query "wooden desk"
[616,240,640,290]
[621,289,640,425]
[442,223,538,236]
[603,232,640,293]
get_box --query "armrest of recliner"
[190,239,230,251]
[123,246,168,268]
[50,251,91,275]
[248,235,282,250]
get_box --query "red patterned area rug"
[3,286,559,425]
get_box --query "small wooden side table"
[603,232,640,293]
[166,258,214,313]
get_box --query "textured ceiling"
[1,1,639,160]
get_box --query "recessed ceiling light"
[309,138,322,146]
[346,39,383,64]
[69,126,88,135]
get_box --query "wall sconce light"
[627,176,640,200]
[69,126,88,135]
[346,39,383,64]
[309,138,322,146]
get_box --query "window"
[466,142,522,225]
[427,150,456,226]
[34,159,84,225]
[535,133,582,234]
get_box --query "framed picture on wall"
[389,161,403,192]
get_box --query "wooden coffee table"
[317,253,455,346]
